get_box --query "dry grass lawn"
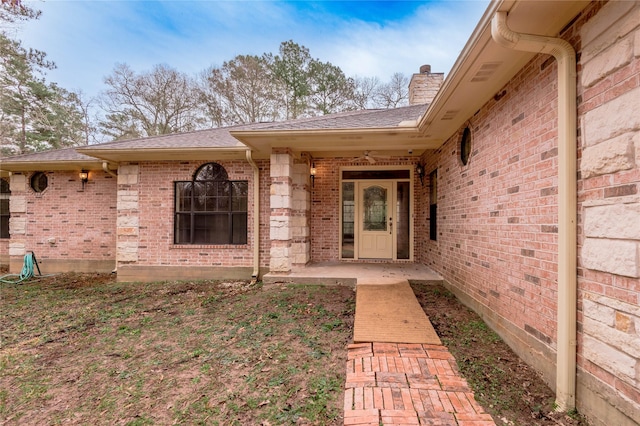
[1,273,354,425]
[1,272,588,426]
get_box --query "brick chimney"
[409,64,444,105]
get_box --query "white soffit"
[419,0,589,146]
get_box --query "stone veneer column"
[269,149,295,272]
[580,1,640,279]
[116,164,140,265]
[578,3,640,423]
[8,174,27,271]
[290,157,311,266]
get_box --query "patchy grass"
[1,273,354,425]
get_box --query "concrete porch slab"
[262,262,442,286]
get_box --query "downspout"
[102,162,118,273]
[246,150,260,283]
[102,162,117,178]
[491,11,577,411]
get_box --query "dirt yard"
[1,272,587,425]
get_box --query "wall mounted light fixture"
[79,170,89,190]
[310,163,317,188]
[416,164,425,186]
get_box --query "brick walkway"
[344,342,496,425]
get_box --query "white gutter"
[245,150,260,283]
[491,11,577,411]
[100,162,118,273]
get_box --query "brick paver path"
[344,342,496,425]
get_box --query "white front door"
[358,181,393,259]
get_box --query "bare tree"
[75,90,99,145]
[93,41,412,143]
[352,75,382,109]
[99,63,203,140]
[1,0,40,25]
[196,69,225,128]
[374,72,409,108]
[199,55,280,126]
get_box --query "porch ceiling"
[232,127,434,159]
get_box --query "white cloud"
[316,2,487,79]
[17,0,488,99]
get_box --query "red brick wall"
[20,171,116,264]
[134,160,270,268]
[258,159,271,269]
[0,173,7,265]
[0,239,8,266]
[417,2,640,424]
[418,50,561,347]
[309,159,339,262]
[414,154,432,265]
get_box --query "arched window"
[0,178,9,239]
[174,163,248,245]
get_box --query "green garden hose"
[0,252,44,284]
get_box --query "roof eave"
[417,0,589,147]
[76,146,251,162]
[231,126,436,157]
[0,159,105,173]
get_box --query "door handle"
[389,217,393,234]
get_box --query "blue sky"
[15,1,489,100]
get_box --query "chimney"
[409,64,444,105]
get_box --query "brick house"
[1,1,639,424]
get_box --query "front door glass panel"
[341,182,355,258]
[362,186,387,231]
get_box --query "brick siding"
[8,170,117,271]
[419,50,561,351]
[416,2,640,424]
[0,239,8,266]
[122,160,270,269]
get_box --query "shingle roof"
[1,104,428,165]
[0,146,97,163]
[82,104,428,151]
[250,104,428,131]
[81,123,254,152]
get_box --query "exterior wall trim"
[116,264,259,283]
[338,165,415,262]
